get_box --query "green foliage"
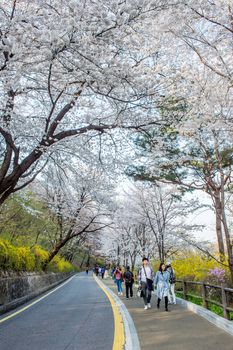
[0,193,57,248]
[0,240,8,267]
[187,294,202,306]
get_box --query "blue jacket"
[154,271,170,299]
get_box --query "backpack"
[124,271,133,283]
[169,268,176,284]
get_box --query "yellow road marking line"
[94,275,125,350]
[0,275,75,324]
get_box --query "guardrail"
[176,280,233,320]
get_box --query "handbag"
[143,266,154,291]
[137,285,143,297]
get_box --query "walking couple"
[138,257,176,311]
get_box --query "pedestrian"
[138,257,154,310]
[166,261,176,304]
[111,266,116,279]
[101,266,105,279]
[123,266,134,299]
[104,268,109,279]
[95,266,99,276]
[86,268,89,274]
[154,262,170,311]
[114,266,123,295]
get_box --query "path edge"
[94,275,141,350]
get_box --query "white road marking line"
[0,275,76,324]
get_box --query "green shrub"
[0,240,8,268]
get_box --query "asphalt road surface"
[0,273,114,350]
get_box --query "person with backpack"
[138,257,154,310]
[123,266,134,299]
[101,266,105,279]
[154,262,170,311]
[166,261,176,304]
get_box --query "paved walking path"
[100,277,233,350]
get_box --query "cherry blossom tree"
[124,0,233,281]
[31,161,112,268]
[0,0,173,206]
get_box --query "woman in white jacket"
[154,262,170,311]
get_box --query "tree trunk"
[222,211,233,285]
[43,236,70,270]
[213,192,225,261]
[80,252,87,268]
[141,224,146,258]
[86,253,91,268]
[220,177,233,285]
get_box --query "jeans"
[141,281,151,305]
[125,282,133,298]
[116,279,123,293]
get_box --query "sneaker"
[120,292,123,295]
[144,305,148,310]
[147,303,151,309]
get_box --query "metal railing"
[176,280,233,320]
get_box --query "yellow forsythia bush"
[152,253,230,282]
[0,239,73,273]
[0,239,21,270]
[47,255,73,273]
[31,245,49,271]
[17,247,35,271]
[171,253,229,281]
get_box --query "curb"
[95,277,141,350]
